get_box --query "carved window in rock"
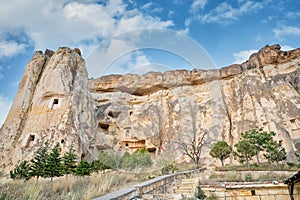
[290,119,299,130]
[107,110,121,118]
[262,122,269,131]
[49,98,60,110]
[122,139,146,149]
[98,122,109,130]
[25,134,35,148]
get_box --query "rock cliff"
[1,44,299,171]
[0,47,97,171]
[90,44,300,166]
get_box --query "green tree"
[209,141,232,167]
[91,159,111,172]
[29,141,49,181]
[98,151,122,170]
[62,144,77,176]
[133,147,153,168]
[241,128,275,163]
[121,148,153,170]
[234,139,257,169]
[10,160,31,180]
[264,141,287,166]
[44,143,63,181]
[76,160,92,176]
[120,151,135,170]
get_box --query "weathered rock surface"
[0,47,97,171]
[1,44,300,170]
[90,44,300,166]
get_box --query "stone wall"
[202,183,299,200]
[93,169,299,200]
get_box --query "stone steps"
[174,177,199,196]
[142,193,183,200]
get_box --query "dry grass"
[208,170,295,183]
[0,170,154,200]
[215,162,300,172]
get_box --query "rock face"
[90,44,300,166]
[0,47,97,171]
[1,44,300,170]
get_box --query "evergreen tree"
[44,143,63,181]
[29,141,49,181]
[91,159,110,172]
[209,141,232,167]
[62,144,77,176]
[264,141,287,166]
[234,139,257,169]
[10,160,31,180]
[76,160,92,176]
[241,128,275,163]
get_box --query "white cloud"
[0,66,3,80]
[86,28,216,77]
[0,40,26,58]
[93,50,152,76]
[261,16,273,24]
[0,95,12,127]
[0,0,173,56]
[286,11,300,19]
[127,53,151,71]
[141,2,162,13]
[195,1,264,24]
[233,49,257,64]
[274,25,300,39]
[190,0,207,13]
[281,45,295,51]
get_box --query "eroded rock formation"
[0,47,97,172]
[1,44,299,171]
[90,44,300,166]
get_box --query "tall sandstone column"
[0,47,97,172]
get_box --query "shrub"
[208,193,218,200]
[91,159,111,172]
[98,151,122,170]
[161,163,178,175]
[120,152,136,170]
[10,160,31,180]
[287,162,296,169]
[76,160,92,176]
[244,173,253,182]
[195,185,206,200]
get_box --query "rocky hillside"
[0,47,97,171]
[90,44,300,165]
[0,44,299,171]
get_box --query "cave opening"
[51,98,59,110]
[26,134,35,148]
[53,98,59,105]
[98,122,109,130]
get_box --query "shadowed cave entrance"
[25,134,35,148]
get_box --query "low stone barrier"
[93,168,203,200]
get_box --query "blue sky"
[0,0,300,125]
